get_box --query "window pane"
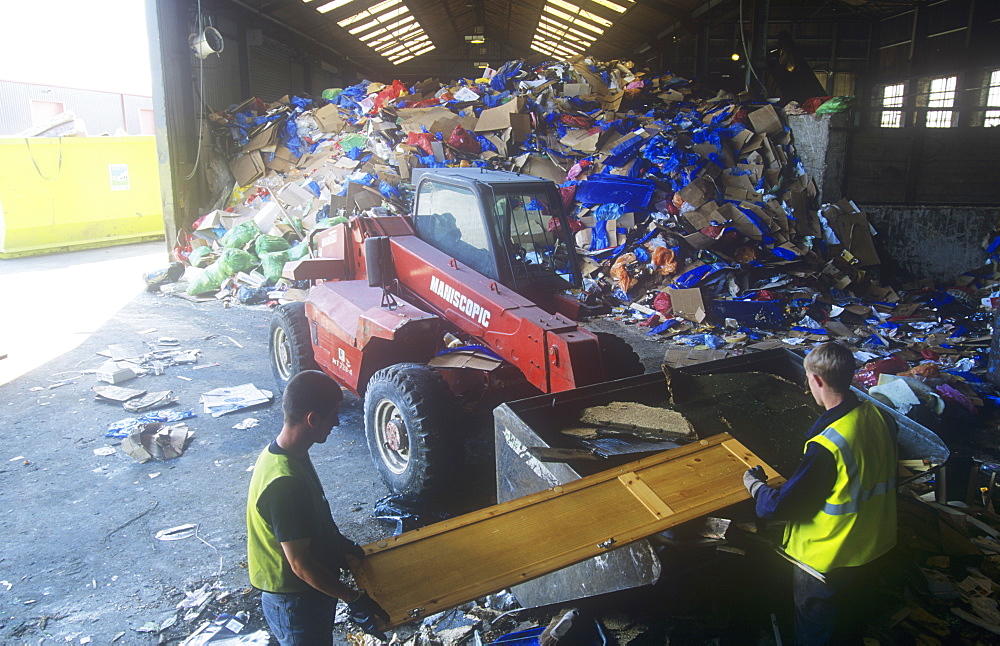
[414,183,495,277]
[926,110,953,128]
[881,110,902,128]
[493,192,575,287]
[882,83,904,108]
[985,110,1000,128]
[928,76,956,108]
[987,70,1000,108]
[925,76,956,127]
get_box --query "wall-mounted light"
[465,34,486,43]
[474,61,490,68]
[731,53,740,61]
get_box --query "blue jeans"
[792,559,884,645]
[261,589,336,645]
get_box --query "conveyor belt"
[349,433,782,628]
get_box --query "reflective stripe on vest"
[783,401,897,573]
[818,426,896,516]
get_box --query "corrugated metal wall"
[249,37,303,102]
[200,14,245,111]
[0,80,152,136]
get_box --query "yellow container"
[0,136,165,258]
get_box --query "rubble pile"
[164,56,999,440]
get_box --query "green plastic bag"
[321,89,342,101]
[287,241,311,261]
[254,234,291,255]
[217,248,258,274]
[187,263,226,295]
[220,220,261,249]
[187,246,214,268]
[260,250,290,284]
[340,133,367,152]
[815,96,854,114]
[186,248,258,295]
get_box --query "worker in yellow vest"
[247,370,388,644]
[744,342,897,644]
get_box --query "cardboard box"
[666,287,706,323]
[97,360,137,385]
[230,151,265,188]
[475,96,528,132]
[824,199,880,267]
[748,104,783,136]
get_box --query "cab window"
[414,181,496,278]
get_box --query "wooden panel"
[349,434,783,628]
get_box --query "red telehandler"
[269,168,642,498]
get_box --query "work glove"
[743,465,767,498]
[347,590,390,642]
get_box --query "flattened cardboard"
[348,183,383,211]
[560,128,601,153]
[521,154,567,184]
[562,83,591,97]
[677,177,715,208]
[313,103,345,133]
[275,182,315,209]
[243,120,280,152]
[265,145,301,173]
[683,202,722,230]
[666,287,706,323]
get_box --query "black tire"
[363,363,460,499]
[269,302,318,393]
[595,331,644,380]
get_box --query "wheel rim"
[373,398,409,475]
[271,325,293,381]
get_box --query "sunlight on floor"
[0,242,167,386]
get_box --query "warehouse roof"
[230,0,922,79]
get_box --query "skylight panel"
[590,0,631,12]
[337,0,400,27]
[532,0,635,58]
[314,0,434,64]
[537,23,590,47]
[543,7,604,35]
[539,15,595,42]
[369,24,420,47]
[315,0,354,13]
[348,7,408,34]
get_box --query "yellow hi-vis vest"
[246,447,346,593]
[784,401,897,574]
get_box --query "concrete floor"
[0,241,168,387]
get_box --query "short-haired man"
[247,370,388,644]
[744,342,898,644]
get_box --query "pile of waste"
[160,55,999,440]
